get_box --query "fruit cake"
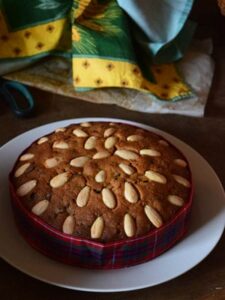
[9,121,193,268]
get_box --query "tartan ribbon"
[9,178,193,269]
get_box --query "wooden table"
[1,7,225,300]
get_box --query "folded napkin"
[117,0,196,64]
[0,0,196,103]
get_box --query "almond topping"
[168,195,184,206]
[70,156,89,167]
[19,153,34,161]
[140,149,161,157]
[174,159,187,168]
[173,175,191,188]
[44,157,59,168]
[158,139,169,146]
[102,188,116,209]
[55,127,66,133]
[32,200,49,216]
[124,214,136,237]
[14,163,31,177]
[91,216,104,239]
[80,122,91,127]
[104,136,117,149]
[114,149,138,160]
[119,163,135,175]
[144,205,163,228]
[145,170,167,184]
[95,170,105,183]
[76,186,90,207]
[50,172,68,188]
[84,136,97,150]
[63,216,75,234]
[127,135,143,142]
[37,137,48,145]
[104,127,116,138]
[73,128,88,137]
[53,141,69,149]
[124,182,139,203]
[93,151,110,159]
[17,180,37,197]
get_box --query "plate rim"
[1,117,225,293]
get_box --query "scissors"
[0,78,35,117]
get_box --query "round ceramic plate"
[0,118,225,292]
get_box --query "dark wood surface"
[1,2,225,299]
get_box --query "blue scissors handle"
[0,79,34,117]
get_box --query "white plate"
[0,118,225,293]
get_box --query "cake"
[9,121,193,268]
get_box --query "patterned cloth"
[10,175,193,269]
[0,0,195,102]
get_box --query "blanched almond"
[17,180,37,197]
[70,156,89,167]
[53,141,69,149]
[119,163,135,175]
[173,175,191,188]
[63,216,75,234]
[19,153,34,161]
[104,127,116,138]
[127,135,143,142]
[168,195,184,206]
[124,214,136,237]
[144,205,163,228]
[14,163,31,177]
[84,136,96,150]
[114,149,138,160]
[95,170,105,183]
[93,151,110,159]
[104,136,117,149]
[91,216,104,239]
[174,159,187,168]
[73,128,88,137]
[55,127,66,133]
[80,122,91,127]
[102,188,116,209]
[50,172,68,188]
[158,139,169,146]
[37,137,48,144]
[145,170,167,184]
[124,182,139,203]
[44,157,59,168]
[140,149,161,157]
[32,200,49,216]
[76,186,90,207]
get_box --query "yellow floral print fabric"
[0,12,69,58]
[0,0,193,102]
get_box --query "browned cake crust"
[11,122,192,242]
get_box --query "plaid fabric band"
[10,182,193,269]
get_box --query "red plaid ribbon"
[9,180,193,269]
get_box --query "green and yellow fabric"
[0,0,195,101]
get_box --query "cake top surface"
[11,122,192,242]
